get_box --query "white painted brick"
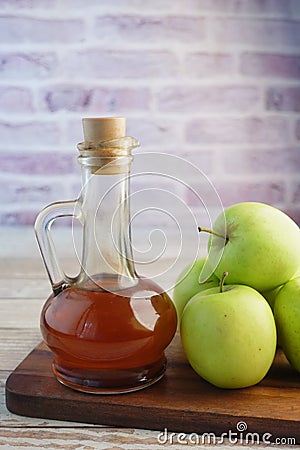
[186,117,290,145]
[93,16,206,44]
[0,87,33,113]
[157,85,260,113]
[0,52,58,79]
[0,2,299,227]
[0,16,84,43]
[213,18,300,49]
[0,0,55,9]
[64,50,179,79]
[0,121,61,147]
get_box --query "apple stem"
[220,272,228,293]
[198,226,228,243]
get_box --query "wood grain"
[5,334,300,444]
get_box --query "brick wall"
[0,0,299,229]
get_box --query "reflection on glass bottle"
[35,117,177,394]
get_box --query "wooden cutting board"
[5,334,300,444]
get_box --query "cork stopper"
[78,117,139,174]
[82,117,126,143]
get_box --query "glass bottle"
[34,117,177,394]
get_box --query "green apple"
[262,262,300,310]
[173,257,219,321]
[293,265,300,278]
[181,275,277,389]
[262,285,282,310]
[200,202,300,292]
[274,276,300,372]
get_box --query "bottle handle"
[34,200,81,295]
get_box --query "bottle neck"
[76,156,137,291]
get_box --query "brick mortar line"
[0,174,300,186]
[1,146,297,156]
[1,41,300,53]
[0,110,297,118]
[0,9,299,18]
[0,80,299,91]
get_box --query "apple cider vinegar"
[35,117,177,393]
[41,277,176,393]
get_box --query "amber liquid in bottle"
[35,117,177,394]
[41,276,177,393]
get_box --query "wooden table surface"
[0,227,297,449]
